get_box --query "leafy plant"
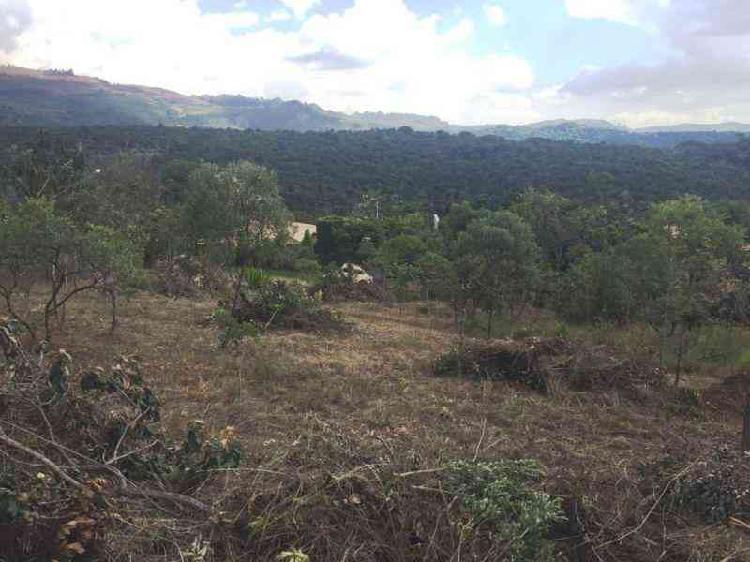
[214,306,259,347]
[443,459,564,562]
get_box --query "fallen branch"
[593,462,697,551]
[0,430,85,490]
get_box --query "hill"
[0,66,748,146]
[0,66,448,131]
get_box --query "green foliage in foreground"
[444,459,564,562]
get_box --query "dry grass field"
[24,290,750,561]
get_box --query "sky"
[0,0,748,127]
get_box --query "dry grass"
[35,291,750,561]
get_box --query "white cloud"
[0,0,32,51]
[564,0,637,24]
[278,0,320,20]
[267,9,292,22]
[1,0,536,125]
[204,10,260,30]
[483,3,507,27]
[555,0,750,126]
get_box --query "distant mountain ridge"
[0,66,748,146]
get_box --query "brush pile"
[434,337,665,396]
[0,320,242,561]
[154,256,232,298]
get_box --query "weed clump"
[443,459,565,562]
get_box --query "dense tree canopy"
[2,126,750,215]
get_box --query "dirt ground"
[50,291,750,561]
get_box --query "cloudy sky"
[0,0,748,126]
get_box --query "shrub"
[224,268,346,341]
[214,305,259,347]
[443,459,565,561]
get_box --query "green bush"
[443,459,564,561]
[213,306,259,347]
[225,267,345,338]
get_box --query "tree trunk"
[674,328,687,386]
[743,394,750,453]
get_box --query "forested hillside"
[2,125,750,214]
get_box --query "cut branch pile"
[434,337,665,397]
[0,320,241,561]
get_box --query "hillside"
[0,66,747,146]
[0,66,451,132]
[2,125,749,214]
[13,288,750,561]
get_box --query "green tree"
[0,199,140,340]
[627,196,746,382]
[559,248,636,323]
[455,211,541,336]
[182,161,290,260]
[510,189,577,271]
[375,234,428,302]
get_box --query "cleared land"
[39,289,749,561]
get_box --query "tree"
[510,189,577,271]
[2,130,86,201]
[61,153,165,258]
[182,161,291,261]
[375,235,428,303]
[0,199,140,341]
[454,211,541,336]
[626,196,746,382]
[559,248,636,323]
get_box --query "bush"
[214,305,259,347]
[443,459,565,561]
[225,268,346,340]
[293,257,321,275]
